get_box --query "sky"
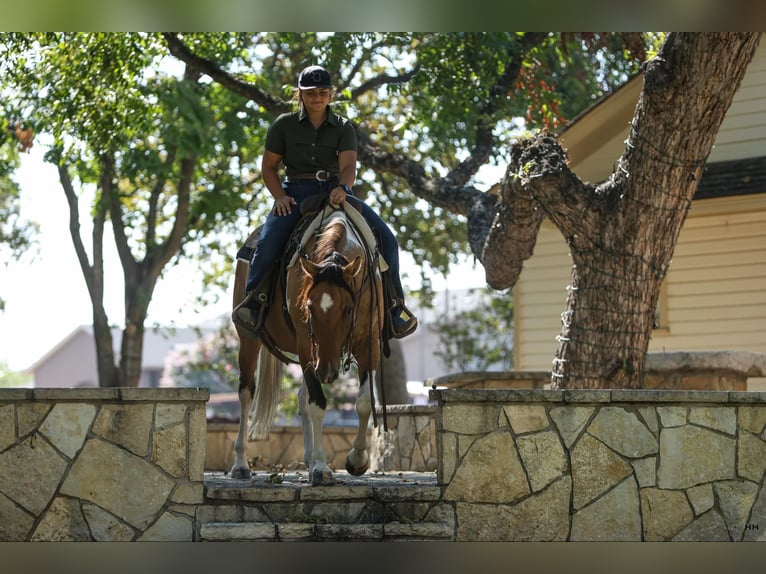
[0,147,494,372]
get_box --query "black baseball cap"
[298,65,332,90]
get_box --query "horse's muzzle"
[314,362,339,385]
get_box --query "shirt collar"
[298,104,339,126]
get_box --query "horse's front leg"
[298,379,312,469]
[302,368,335,486]
[231,343,257,479]
[345,371,372,476]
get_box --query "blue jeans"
[246,179,406,302]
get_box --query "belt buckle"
[315,170,329,182]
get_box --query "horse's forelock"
[299,257,351,313]
[299,218,357,314]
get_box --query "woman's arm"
[329,149,357,206]
[262,149,296,216]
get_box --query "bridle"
[305,273,358,373]
[300,205,388,430]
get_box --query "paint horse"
[230,203,385,486]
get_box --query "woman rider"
[232,65,417,339]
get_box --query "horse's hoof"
[345,456,369,476]
[230,466,251,480]
[310,468,336,486]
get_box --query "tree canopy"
[0,32,657,386]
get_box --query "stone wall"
[0,388,209,541]
[206,422,364,472]
[431,388,766,541]
[370,405,437,472]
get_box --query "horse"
[230,203,385,486]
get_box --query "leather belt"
[285,170,337,182]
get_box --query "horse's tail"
[248,346,283,440]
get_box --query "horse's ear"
[299,256,321,277]
[343,256,363,279]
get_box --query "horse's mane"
[298,218,353,315]
[314,218,346,261]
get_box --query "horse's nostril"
[315,365,338,385]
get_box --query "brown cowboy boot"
[232,291,266,339]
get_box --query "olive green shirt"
[264,105,357,176]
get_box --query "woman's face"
[301,88,332,113]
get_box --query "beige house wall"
[707,45,766,163]
[559,39,766,184]
[514,193,766,390]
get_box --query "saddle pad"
[288,203,389,271]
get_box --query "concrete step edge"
[200,520,454,541]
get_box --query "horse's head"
[299,254,363,384]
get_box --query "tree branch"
[152,155,196,276]
[162,32,291,115]
[58,164,98,298]
[100,153,139,286]
[482,132,603,289]
[162,32,554,275]
[349,66,420,100]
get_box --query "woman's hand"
[329,186,347,207]
[273,194,297,216]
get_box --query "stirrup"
[391,300,418,339]
[232,292,266,338]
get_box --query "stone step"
[200,520,454,541]
[199,470,454,541]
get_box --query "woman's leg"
[234,182,322,334]
[245,208,300,293]
[354,201,417,338]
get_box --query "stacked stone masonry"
[370,405,437,472]
[199,471,450,541]
[0,388,209,541]
[206,422,362,472]
[4,383,766,542]
[432,388,766,541]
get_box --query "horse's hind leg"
[231,339,257,479]
[345,371,372,476]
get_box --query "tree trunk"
[379,338,410,405]
[119,283,151,387]
[488,33,761,388]
[59,160,121,387]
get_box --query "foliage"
[0,32,651,386]
[161,32,648,291]
[431,287,515,372]
[1,33,266,301]
[0,32,648,292]
[0,116,39,311]
[159,323,240,393]
[0,359,32,387]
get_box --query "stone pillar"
[0,388,208,541]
